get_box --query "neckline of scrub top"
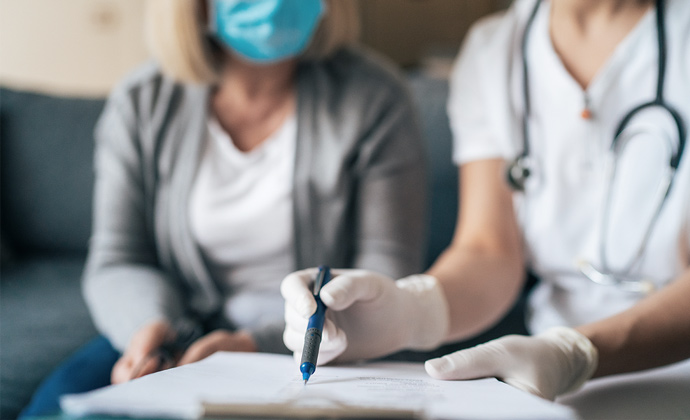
[535,0,656,103]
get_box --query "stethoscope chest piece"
[506,156,531,192]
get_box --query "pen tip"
[303,379,308,386]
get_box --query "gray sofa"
[1,88,103,419]
[1,74,522,419]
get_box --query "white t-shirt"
[189,114,296,330]
[449,0,690,333]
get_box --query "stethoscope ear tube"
[611,101,686,171]
[598,145,675,277]
[508,0,542,193]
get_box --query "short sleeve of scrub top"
[448,0,690,334]
[448,5,524,166]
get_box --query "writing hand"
[282,268,449,364]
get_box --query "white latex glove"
[424,327,598,400]
[281,268,449,364]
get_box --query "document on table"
[61,352,575,420]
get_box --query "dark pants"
[19,336,120,418]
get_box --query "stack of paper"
[61,352,575,419]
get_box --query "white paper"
[61,352,575,420]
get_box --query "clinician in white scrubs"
[281,0,690,401]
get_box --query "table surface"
[559,358,690,420]
[29,359,690,420]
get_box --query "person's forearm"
[83,265,188,351]
[427,160,526,343]
[427,245,525,342]
[577,267,690,378]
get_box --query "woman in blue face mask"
[20,0,427,417]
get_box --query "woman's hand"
[177,330,257,366]
[424,327,598,401]
[111,319,175,384]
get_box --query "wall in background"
[0,0,149,97]
[0,0,511,97]
[360,0,510,69]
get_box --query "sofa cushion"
[0,88,105,255]
[0,256,97,419]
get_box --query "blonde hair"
[145,0,360,84]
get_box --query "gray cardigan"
[83,47,427,354]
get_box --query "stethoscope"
[506,0,686,294]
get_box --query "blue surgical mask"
[208,0,325,64]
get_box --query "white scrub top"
[449,0,690,333]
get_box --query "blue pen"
[299,266,331,385]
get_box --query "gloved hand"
[281,268,449,364]
[424,327,598,400]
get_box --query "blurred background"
[0,0,511,97]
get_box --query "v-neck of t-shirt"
[207,112,297,168]
[532,0,656,108]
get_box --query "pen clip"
[312,266,330,296]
